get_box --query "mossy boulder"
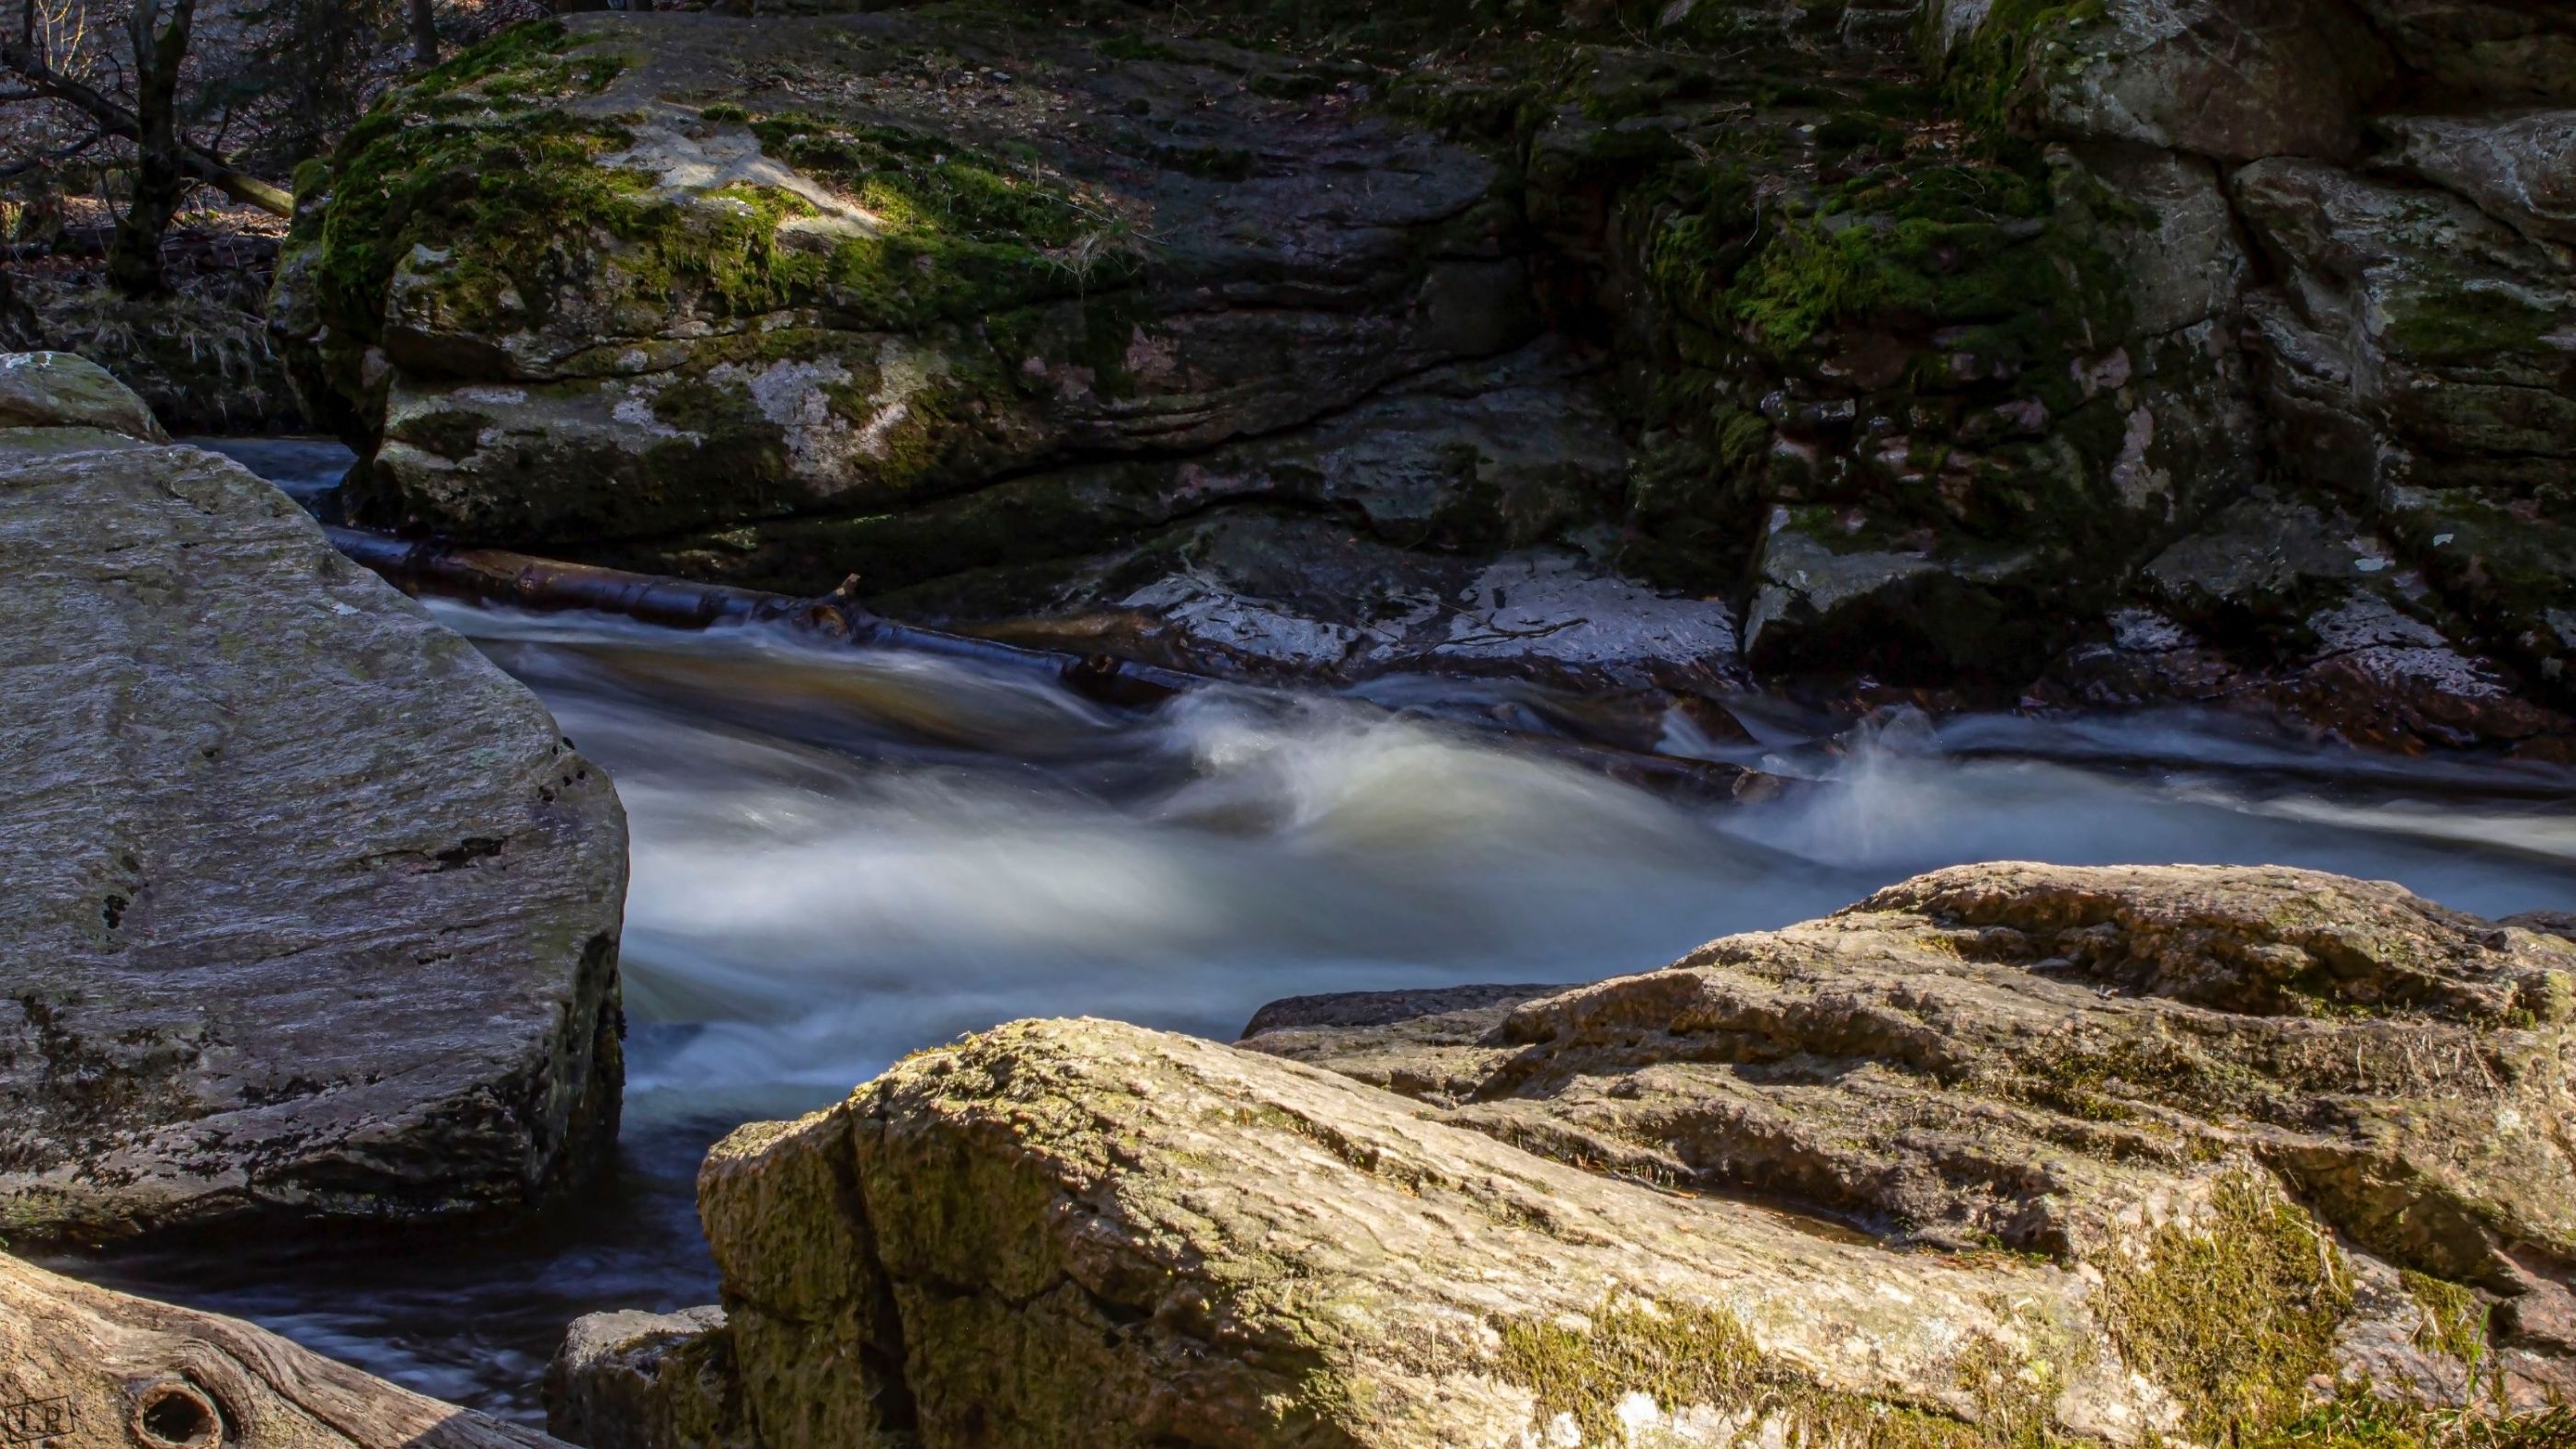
[1248,863,2576,1426]
[0,357,626,1245]
[563,864,2575,1447]
[272,13,1534,563]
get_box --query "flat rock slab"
[0,359,627,1243]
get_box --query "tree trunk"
[103,0,195,299]
[409,0,440,69]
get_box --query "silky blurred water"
[64,450,2576,1423]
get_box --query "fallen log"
[324,527,1203,709]
[326,528,1779,802]
[0,1253,560,1448]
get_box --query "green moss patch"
[285,25,1146,452]
[1495,1296,2051,1448]
[2099,1175,2353,1444]
[1935,0,2107,137]
[2399,1271,2489,1368]
[2385,282,2559,364]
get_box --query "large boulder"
[0,1250,562,1448]
[272,15,1536,593]
[1251,864,2576,1368]
[0,354,627,1243]
[568,865,2573,1447]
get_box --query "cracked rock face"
[571,864,2571,1447]
[1248,865,2576,1408]
[0,357,627,1244]
[274,0,2576,748]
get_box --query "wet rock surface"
[561,863,2576,1448]
[0,355,627,1244]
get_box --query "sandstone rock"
[1250,864,2576,1413]
[578,867,2576,1448]
[546,1307,750,1449]
[1258,867,2576,1378]
[558,861,2576,1433]
[690,1017,2174,1447]
[0,1251,561,1447]
[0,362,627,1243]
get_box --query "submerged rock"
[570,863,2572,1447]
[0,1250,561,1446]
[0,354,627,1243]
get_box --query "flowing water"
[70,443,2576,1423]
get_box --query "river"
[66,439,2576,1423]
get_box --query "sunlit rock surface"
[567,864,2573,1447]
[0,352,627,1243]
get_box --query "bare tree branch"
[0,122,98,178]
[0,28,290,216]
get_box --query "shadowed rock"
[0,355,627,1243]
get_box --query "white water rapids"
[74,440,2576,1422]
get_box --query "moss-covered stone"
[1495,1296,2052,1448]
[2099,1175,2353,1443]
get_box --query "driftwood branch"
[325,529,1774,801]
[0,1252,564,1447]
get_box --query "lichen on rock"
[559,863,2575,1448]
